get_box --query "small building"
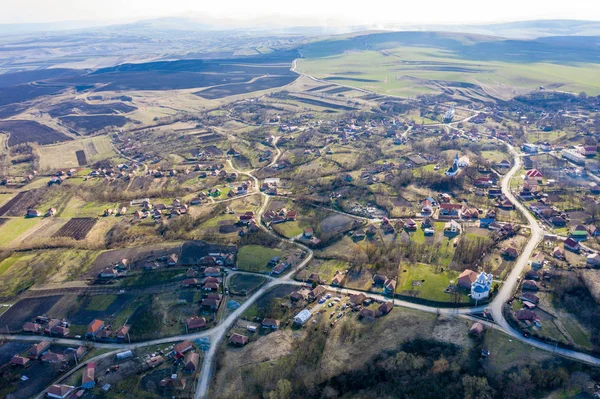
[47,384,75,399]
[378,301,393,316]
[349,293,367,307]
[28,340,51,359]
[457,269,478,289]
[173,340,193,356]
[186,317,207,331]
[23,322,42,334]
[10,355,30,366]
[229,333,249,347]
[303,227,314,238]
[552,246,565,259]
[81,362,96,389]
[522,280,539,291]
[521,292,540,304]
[293,309,312,326]
[86,319,105,339]
[564,237,580,252]
[531,252,545,269]
[384,279,396,295]
[262,318,280,330]
[184,352,200,373]
[587,253,600,266]
[115,325,130,340]
[468,322,486,337]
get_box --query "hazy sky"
[2,0,600,25]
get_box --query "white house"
[293,309,312,326]
[587,253,600,266]
[471,272,493,301]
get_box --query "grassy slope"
[297,45,600,97]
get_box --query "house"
[167,253,179,266]
[23,322,42,334]
[469,322,486,337]
[293,309,312,326]
[515,309,538,321]
[522,280,539,291]
[504,247,518,260]
[42,352,65,363]
[203,282,219,291]
[303,227,314,238]
[479,218,495,228]
[461,207,479,219]
[173,340,193,356]
[552,246,565,259]
[116,326,130,340]
[82,362,96,389]
[531,252,545,269]
[551,217,567,227]
[331,272,344,286]
[186,317,207,331]
[439,203,462,218]
[201,297,221,311]
[444,220,461,235]
[229,333,249,347]
[570,225,588,241]
[204,267,221,277]
[457,269,478,290]
[10,355,30,366]
[182,278,199,288]
[384,279,396,294]
[522,143,539,153]
[29,340,51,358]
[405,219,418,231]
[349,293,367,307]
[307,273,321,284]
[184,352,200,373]
[378,301,393,316]
[309,285,327,301]
[86,320,105,339]
[499,199,514,210]
[262,318,280,330]
[373,274,387,287]
[47,384,75,399]
[564,237,580,252]
[26,208,41,217]
[525,169,543,180]
[159,376,187,390]
[359,308,376,321]
[522,292,540,304]
[587,253,600,266]
[471,272,493,300]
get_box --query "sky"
[2,0,600,26]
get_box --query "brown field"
[54,217,98,240]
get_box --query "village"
[0,55,600,399]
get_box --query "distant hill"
[299,31,600,65]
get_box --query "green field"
[85,295,118,311]
[297,42,600,98]
[237,245,283,272]
[397,262,468,303]
[272,220,305,238]
[0,218,41,245]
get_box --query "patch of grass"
[85,295,118,311]
[397,262,467,303]
[0,217,41,246]
[237,245,283,272]
[272,220,305,238]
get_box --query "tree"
[269,379,292,399]
[462,375,493,399]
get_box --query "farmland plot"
[53,217,98,240]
